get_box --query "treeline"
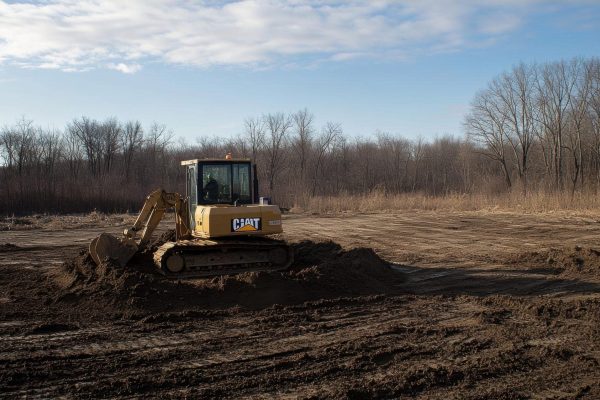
[1,56,599,214]
[465,57,600,195]
[0,112,490,213]
[0,117,181,213]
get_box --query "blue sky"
[1,1,599,142]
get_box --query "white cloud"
[0,0,571,73]
[477,12,522,35]
[107,63,142,74]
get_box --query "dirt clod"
[0,243,19,252]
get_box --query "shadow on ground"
[393,263,600,296]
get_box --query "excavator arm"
[124,189,191,245]
[89,189,191,266]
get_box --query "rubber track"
[153,237,293,278]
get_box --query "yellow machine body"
[193,204,282,238]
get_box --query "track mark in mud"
[1,293,600,399]
[27,323,78,335]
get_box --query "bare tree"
[263,113,292,194]
[377,132,411,192]
[411,136,425,191]
[12,118,37,178]
[244,117,265,162]
[588,59,600,187]
[0,124,18,171]
[37,129,63,198]
[63,125,83,179]
[121,120,143,180]
[465,90,513,188]
[100,117,122,174]
[69,117,102,176]
[146,122,173,153]
[311,122,341,195]
[292,108,314,185]
[491,64,536,192]
[564,59,592,195]
[535,60,578,190]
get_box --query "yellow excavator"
[89,156,293,278]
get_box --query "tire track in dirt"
[2,294,599,398]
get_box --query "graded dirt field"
[1,210,600,398]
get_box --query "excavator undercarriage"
[154,238,293,278]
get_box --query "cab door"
[186,164,197,230]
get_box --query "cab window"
[232,163,251,203]
[200,164,231,204]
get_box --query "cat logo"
[231,217,262,232]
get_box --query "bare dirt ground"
[1,210,600,399]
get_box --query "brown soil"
[1,210,600,398]
[505,245,600,278]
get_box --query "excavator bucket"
[89,233,139,267]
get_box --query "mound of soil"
[51,234,404,315]
[507,246,600,278]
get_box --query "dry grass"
[0,211,137,231]
[291,190,600,215]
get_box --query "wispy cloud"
[0,0,571,73]
[107,63,142,74]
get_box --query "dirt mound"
[51,237,404,315]
[507,246,600,278]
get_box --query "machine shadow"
[392,263,600,297]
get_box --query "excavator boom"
[89,189,190,267]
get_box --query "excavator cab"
[181,158,282,240]
[196,161,254,205]
[183,159,258,230]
